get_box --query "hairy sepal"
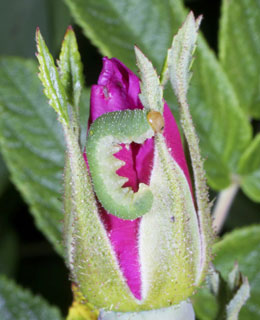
[36,29,69,125]
[64,125,138,310]
[58,26,84,109]
[168,12,213,284]
[139,134,202,308]
[135,46,164,113]
[36,29,137,310]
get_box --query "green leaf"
[238,134,260,202]
[219,0,260,118]
[64,0,252,191]
[0,0,71,58]
[189,38,252,190]
[0,57,90,255]
[64,0,184,72]
[0,275,63,320]
[193,225,260,320]
[36,29,69,125]
[0,57,65,255]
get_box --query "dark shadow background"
[0,0,259,316]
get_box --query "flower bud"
[62,13,213,314]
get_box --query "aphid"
[147,110,165,133]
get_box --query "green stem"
[212,183,239,234]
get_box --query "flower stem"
[212,183,240,234]
[98,301,195,320]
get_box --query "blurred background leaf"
[0,275,63,320]
[0,57,65,255]
[0,0,259,317]
[193,225,260,320]
[238,134,260,202]
[219,0,260,119]
[0,0,71,58]
[0,57,90,256]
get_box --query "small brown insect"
[147,110,165,133]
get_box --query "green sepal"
[63,125,138,310]
[135,46,164,113]
[204,264,250,320]
[138,134,202,307]
[58,26,84,118]
[167,12,213,283]
[36,29,69,125]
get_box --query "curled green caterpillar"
[86,109,164,220]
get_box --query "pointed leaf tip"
[36,30,69,125]
[58,26,84,112]
[134,46,164,113]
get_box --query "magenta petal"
[114,145,138,191]
[134,139,154,185]
[98,58,141,107]
[108,216,141,300]
[163,104,193,192]
[89,58,142,123]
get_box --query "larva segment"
[86,109,155,220]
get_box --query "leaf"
[64,0,185,72]
[0,57,90,255]
[238,134,260,202]
[193,225,260,320]
[0,0,71,58]
[219,0,260,118]
[64,0,252,191]
[189,38,252,190]
[0,275,63,320]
